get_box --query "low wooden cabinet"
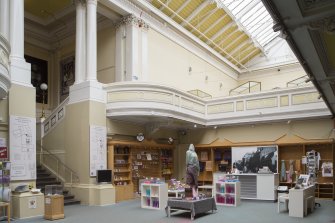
[44,195,64,220]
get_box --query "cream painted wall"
[42,120,65,152]
[65,101,106,185]
[238,64,306,91]
[187,118,334,145]
[9,84,36,117]
[148,29,238,98]
[97,27,116,84]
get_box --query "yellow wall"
[148,29,238,97]
[65,100,106,184]
[238,65,306,91]
[97,27,116,84]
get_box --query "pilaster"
[115,14,149,81]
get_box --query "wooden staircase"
[37,166,81,206]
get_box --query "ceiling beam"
[159,0,172,10]
[170,0,191,19]
[202,13,228,35]
[208,21,235,42]
[181,1,209,26]
[217,28,241,47]
[191,8,219,33]
[220,34,247,53]
[229,39,252,56]
[240,47,260,63]
[235,0,261,18]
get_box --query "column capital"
[87,0,97,6]
[75,0,86,5]
[115,14,150,31]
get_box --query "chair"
[278,194,289,213]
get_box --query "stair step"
[36,177,56,182]
[36,181,62,187]
[64,199,80,206]
[37,172,51,177]
[64,194,75,200]
[36,166,81,206]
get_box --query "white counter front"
[214,173,279,201]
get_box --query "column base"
[69,80,106,104]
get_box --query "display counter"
[214,173,279,201]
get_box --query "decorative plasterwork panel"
[298,0,335,16]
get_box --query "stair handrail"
[38,145,80,186]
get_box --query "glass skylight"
[211,0,277,49]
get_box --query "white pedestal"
[11,192,44,219]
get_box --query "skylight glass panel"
[211,0,277,48]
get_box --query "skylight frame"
[212,0,278,50]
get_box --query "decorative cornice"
[115,14,149,31]
[309,16,335,34]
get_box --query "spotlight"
[168,137,174,144]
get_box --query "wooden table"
[165,197,216,220]
[0,202,10,223]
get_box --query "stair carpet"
[37,166,80,205]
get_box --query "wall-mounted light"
[213,126,218,129]
[168,137,174,144]
[136,133,145,142]
[40,83,48,118]
[194,124,197,128]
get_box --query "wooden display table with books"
[44,195,64,220]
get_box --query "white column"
[9,0,31,86]
[114,14,149,82]
[86,0,97,81]
[115,25,124,82]
[9,0,24,61]
[75,0,86,84]
[0,0,9,40]
[141,27,149,81]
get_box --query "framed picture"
[232,146,278,174]
[298,174,310,186]
[60,56,75,97]
[25,55,48,103]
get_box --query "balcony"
[104,82,330,128]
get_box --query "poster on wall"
[10,115,36,180]
[0,138,8,160]
[232,145,278,173]
[89,125,107,177]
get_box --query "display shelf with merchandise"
[141,183,168,210]
[214,178,240,206]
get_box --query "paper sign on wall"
[89,125,107,177]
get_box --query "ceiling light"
[194,124,197,128]
[214,126,217,129]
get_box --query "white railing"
[42,97,69,137]
[104,82,331,126]
[37,145,80,192]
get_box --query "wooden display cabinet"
[108,140,174,201]
[107,144,134,202]
[278,141,334,200]
[195,147,232,186]
[44,195,64,220]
